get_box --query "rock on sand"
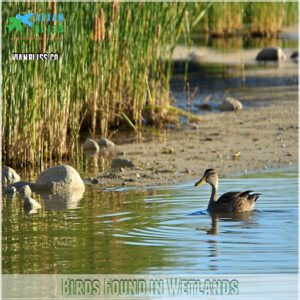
[97,137,115,148]
[35,165,85,193]
[219,97,243,112]
[2,167,21,186]
[83,138,100,151]
[111,158,134,169]
[291,51,298,62]
[256,47,286,61]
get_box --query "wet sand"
[92,84,297,187]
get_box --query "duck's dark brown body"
[207,190,260,213]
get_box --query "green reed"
[2,2,298,167]
[2,2,189,167]
[193,2,298,37]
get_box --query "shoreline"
[85,87,297,187]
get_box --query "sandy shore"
[90,83,297,187]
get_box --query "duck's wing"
[217,191,242,204]
[217,191,260,212]
[231,191,261,212]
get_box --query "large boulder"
[219,97,243,112]
[2,167,21,186]
[40,189,84,210]
[35,165,85,193]
[83,138,99,151]
[256,47,286,61]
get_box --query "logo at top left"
[8,13,34,32]
[7,12,64,34]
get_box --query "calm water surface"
[2,170,297,274]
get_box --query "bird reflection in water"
[206,210,257,235]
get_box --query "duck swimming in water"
[195,168,261,213]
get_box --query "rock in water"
[111,158,135,169]
[5,181,35,193]
[19,185,32,198]
[83,138,100,151]
[35,165,85,193]
[91,178,101,184]
[219,97,243,112]
[23,197,41,211]
[40,189,84,210]
[96,137,115,148]
[4,186,17,195]
[2,167,21,186]
[256,47,286,61]
[291,51,298,62]
[17,184,41,212]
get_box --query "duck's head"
[195,168,218,187]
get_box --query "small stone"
[83,138,99,151]
[256,47,286,61]
[204,137,213,141]
[162,147,174,154]
[19,185,32,198]
[107,172,117,179]
[23,197,41,210]
[4,186,17,195]
[6,181,34,191]
[2,167,21,186]
[282,144,286,148]
[111,158,135,169]
[96,137,115,148]
[117,151,126,156]
[91,178,100,184]
[136,173,141,178]
[219,97,243,112]
[125,178,135,182]
[190,123,199,130]
[291,51,298,62]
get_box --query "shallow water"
[172,32,298,114]
[2,170,297,274]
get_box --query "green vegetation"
[192,2,298,37]
[2,2,191,167]
[2,2,298,167]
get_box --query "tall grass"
[2,2,298,168]
[2,2,189,167]
[193,2,298,37]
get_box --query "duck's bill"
[195,177,206,187]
